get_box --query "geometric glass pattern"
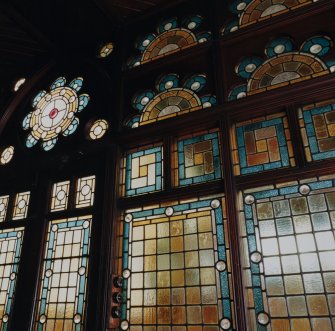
[127,16,211,68]
[118,195,235,330]
[221,0,313,35]
[299,99,335,162]
[75,176,95,209]
[232,113,295,175]
[125,73,216,128]
[240,176,335,331]
[0,227,24,331]
[122,146,163,196]
[173,130,222,186]
[51,181,70,212]
[12,191,30,220]
[0,147,14,166]
[34,216,92,331]
[0,196,10,222]
[22,77,90,151]
[229,35,335,101]
[99,42,114,58]
[88,119,108,140]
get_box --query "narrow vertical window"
[0,196,10,222]
[51,181,70,212]
[12,192,30,220]
[75,176,95,208]
[0,227,24,330]
[35,216,92,330]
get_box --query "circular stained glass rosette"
[0,146,14,165]
[89,119,109,140]
[22,77,90,151]
[14,78,26,92]
[99,42,114,58]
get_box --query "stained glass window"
[231,113,295,175]
[0,227,24,330]
[75,176,95,208]
[299,99,335,161]
[127,16,210,68]
[13,78,26,92]
[125,73,216,128]
[120,145,163,197]
[221,0,313,35]
[0,147,14,166]
[51,181,70,212]
[240,176,335,330]
[229,36,335,101]
[0,196,10,222]
[99,42,114,58]
[12,192,30,220]
[173,130,222,186]
[34,216,92,331]
[88,119,108,140]
[115,195,235,330]
[22,77,90,151]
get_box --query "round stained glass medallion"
[17,199,26,209]
[216,260,226,271]
[83,220,90,229]
[125,214,133,223]
[22,77,90,151]
[14,78,26,92]
[78,266,86,275]
[123,269,131,279]
[45,269,53,278]
[10,273,16,280]
[73,314,81,324]
[299,184,311,195]
[220,318,231,330]
[2,315,8,323]
[89,119,109,140]
[39,315,47,324]
[120,320,129,330]
[99,42,114,58]
[0,146,14,165]
[244,194,255,205]
[257,312,270,325]
[211,199,220,209]
[165,207,174,216]
[250,251,262,263]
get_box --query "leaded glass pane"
[116,195,235,330]
[240,176,335,330]
[121,145,163,196]
[299,99,335,162]
[75,176,95,208]
[0,227,24,330]
[231,113,295,175]
[173,130,222,186]
[34,216,92,331]
[51,181,70,212]
[0,196,9,222]
[12,191,30,220]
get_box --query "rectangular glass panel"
[240,176,335,331]
[75,176,95,208]
[34,216,92,331]
[117,195,235,330]
[12,192,30,220]
[231,113,295,175]
[120,144,164,197]
[0,196,9,222]
[51,181,70,212]
[172,130,222,186]
[0,227,24,331]
[299,99,335,162]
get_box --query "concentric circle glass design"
[89,119,109,140]
[0,146,14,165]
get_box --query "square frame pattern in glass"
[232,113,295,175]
[174,130,222,186]
[299,99,335,161]
[123,145,163,196]
[12,192,30,220]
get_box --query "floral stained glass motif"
[231,113,295,175]
[173,130,222,186]
[0,227,24,331]
[125,73,216,128]
[240,176,335,331]
[51,181,70,212]
[0,196,9,222]
[34,217,92,331]
[222,0,313,35]
[0,147,14,166]
[75,176,95,208]
[121,145,163,197]
[229,36,335,101]
[22,77,90,151]
[117,195,235,330]
[127,15,211,68]
[299,99,335,162]
[12,192,30,220]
